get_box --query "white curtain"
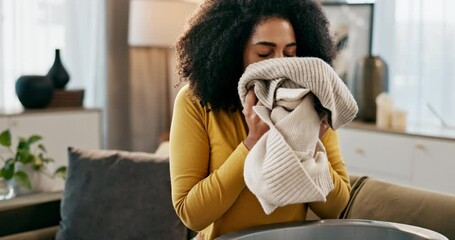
[65,0,106,109]
[373,0,455,127]
[0,0,106,111]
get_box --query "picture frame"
[321,1,374,89]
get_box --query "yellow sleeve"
[308,129,351,218]
[169,86,249,231]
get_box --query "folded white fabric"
[238,57,358,215]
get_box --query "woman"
[170,0,351,239]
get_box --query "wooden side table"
[0,192,62,237]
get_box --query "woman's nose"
[274,51,285,58]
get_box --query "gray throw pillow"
[56,147,186,240]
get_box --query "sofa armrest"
[342,177,455,239]
[339,175,369,219]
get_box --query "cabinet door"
[338,128,414,185]
[8,110,101,191]
[412,137,455,195]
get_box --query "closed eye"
[258,53,271,58]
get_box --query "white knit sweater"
[238,57,358,215]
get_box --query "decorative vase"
[353,55,389,122]
[0,179,15,200]
[47,49,70,89]
[12,164,51,196]
[15,75,54,109]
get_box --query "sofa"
[308,175,455,239]
[1,148,454,239]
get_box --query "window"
[373,0,455,128]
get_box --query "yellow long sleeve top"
[170,85,351,240]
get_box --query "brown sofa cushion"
[343,177,455,239]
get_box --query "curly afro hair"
[176,0,335,110]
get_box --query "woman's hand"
[242,89,270,150]
[319,117,329,139]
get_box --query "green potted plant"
[0,129,66,198]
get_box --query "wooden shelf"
[0,191,62,212]
[0,107,101,117]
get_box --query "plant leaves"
[28,135,42,145]
[38,144,47,153]
[17,150,33,164]
[14,171,31,189]
[0,129,11,147]
[54,166,67,180]
[17,137,29,150]
[1,158,15,180]
[33,156,44,170]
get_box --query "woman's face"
[243,17,297,69]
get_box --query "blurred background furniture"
[0,192,61,239]
[339,122,455,195]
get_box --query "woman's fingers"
[319,117,329,139]
[242,89,257,117]
[242,89,270,149]
[243,89,256,107]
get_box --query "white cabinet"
[0,108,102,191]
[339,127,455,195]
[338,129,414,186]
[412,138,455,194]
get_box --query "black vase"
[47,49,70,89]
[15,75,54,109]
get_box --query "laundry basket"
[217,219,448,240]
